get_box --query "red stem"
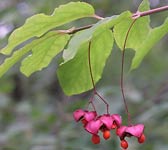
[122,5,168,124]
[95,92,109,114]
[88,94,96,111]
[120,19,137,125]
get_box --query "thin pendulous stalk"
[88,42,109,114]
[95,92,109,114]
[120,19,137,125]
[88,94,96,112]
[88,42,96,92]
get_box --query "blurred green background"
[0,0,168,150]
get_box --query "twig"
[93,14,104,20]
[58,24,93,34]
[132,5,168,19]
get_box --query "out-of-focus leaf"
[0,2,95,55]
[0,44,32,78]
[131,18,168,69]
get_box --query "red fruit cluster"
[73,109,146,149]
[116,124,146,149]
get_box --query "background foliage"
[0,0,168,150]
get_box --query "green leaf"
[57,29,113,95]
[113,0,150,50]
[131,18,168,69]
[20,32,70,76]
[63,11,131,63]
[0,45,31,78]
[57,11,131,95]
[0,32,69,77]
[114,0,168,69]
[0,2,94,55]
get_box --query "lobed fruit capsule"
[103,130,111,140]
[138,134,146,143]
[120,139,128,149]
[91,134,100,144]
